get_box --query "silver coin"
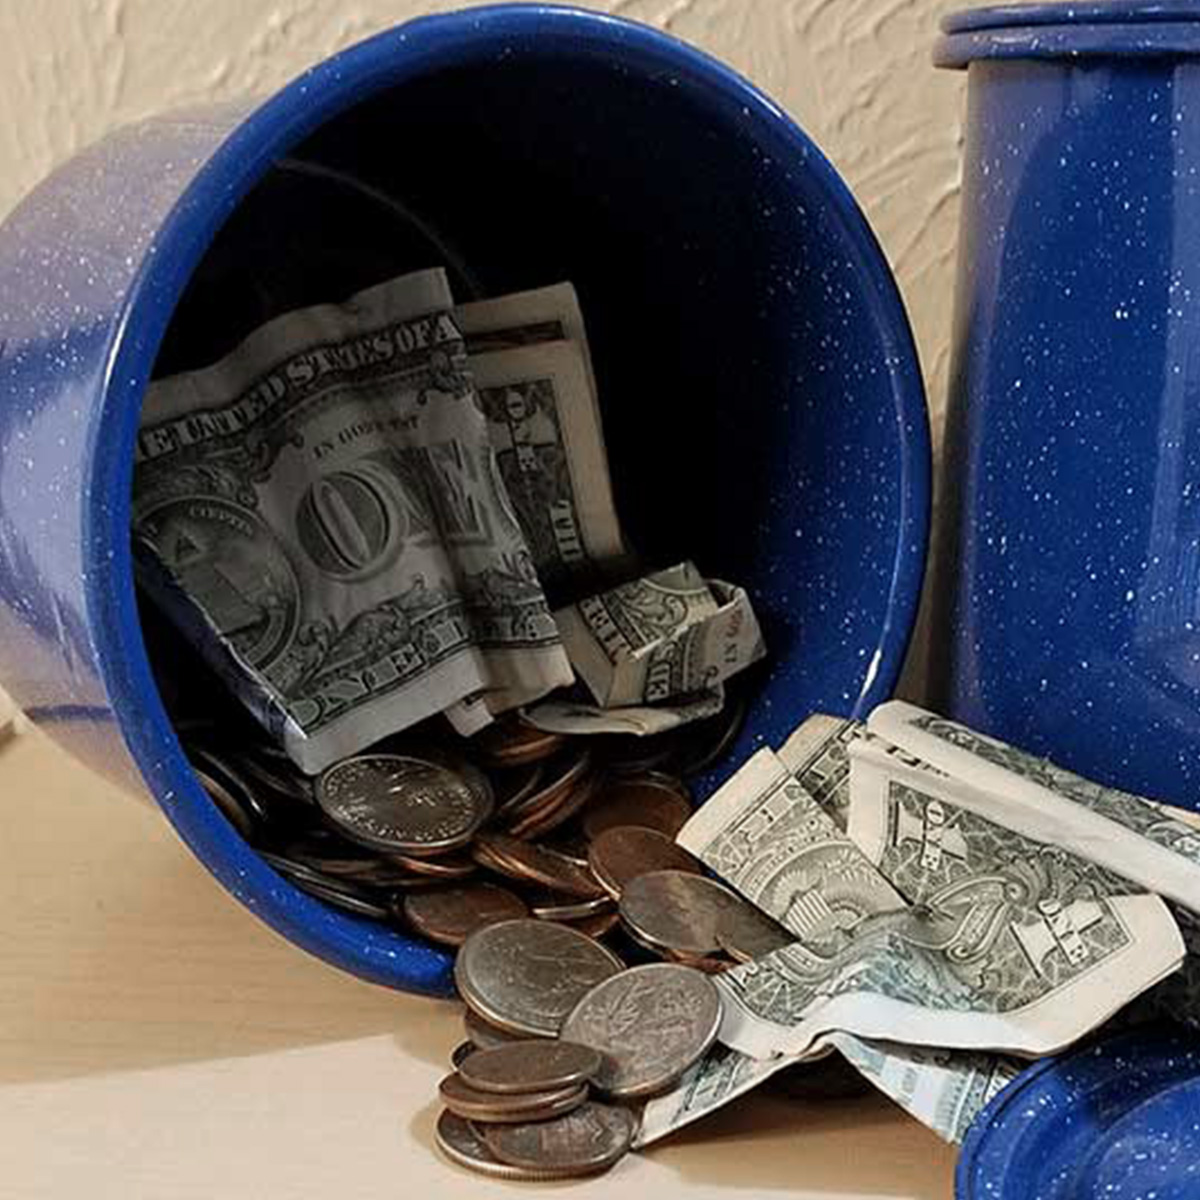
[315,753,491,854]
[464,1009,525,1051]
[455,919,624,1038]
[717,904,793,963]
[480,1102,637,1175]
[434,1111,590,1181]
[561,963,722,1098]
[458,1040,604,1095]
[618,869,744,956]
[291,876,391,920]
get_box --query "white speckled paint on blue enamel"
[0,7,929,994]
[957,1023,1200,1200]
[934,4,1200,808]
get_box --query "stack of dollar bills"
[639,700,1200,1146]
[132,269,764,773]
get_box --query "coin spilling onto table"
[171,695,782,1179]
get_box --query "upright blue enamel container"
[0,5,929,994]
[934,1,1200,808]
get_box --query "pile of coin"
[177,694,804,1177]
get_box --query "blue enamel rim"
[83,4,930,996]
[939,2,1200,64]
[955,1024,1200,1199]
[944,1,1200,34]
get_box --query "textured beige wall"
[0,0,967,692]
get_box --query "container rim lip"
[85,3,930,994]
[943,1,1200,36]
[936,15,1200,66]
[955,1023,1198,1198]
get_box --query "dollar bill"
[133,268,570,773]
[680,748,1183,1061]
[635,1042,803,1147]
[523,685,725,737]
[777,712,934,829]
[555,563,766,709]
[829,1033,1021,1144]
[458,284,627,596]
[869,701,1200,916]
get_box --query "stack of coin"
[175,695,816,1176]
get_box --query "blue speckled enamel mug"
[933,1,1200,809]
[0,5,929,995]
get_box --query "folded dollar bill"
[457,282,628,596]
[133,268,569,773]
[554,562,766,709]
[829,1034,1021,1144]
[524,686,725,738]
[680,746,1183,1061]
[869,701,1200,916]
[441,283,628,734]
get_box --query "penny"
[402,883,529,946]
[455,919,624,1037]
[434,1110,591,1181]
[618,870,744,956]
[464,1010,525,1051]
[502,751,592,825]
[527,891,614,922]
[438,1073,588,1123]
[193,762,258,841]
[316,753,492,855]
[717,904,793,963]
[389,851,477,880]
[581,774,692,840]
[474,718,567,768]
[458,1040,604,1095]
[561,963,722,1098]
[508,771,597,841]
[450,1042,477,1069]
[471,833,605,900]
[494,762,546,817]
[481,1102,637,1175]
[587,826,703,898]
[568,909,621,940]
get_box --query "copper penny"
[528,891,614,922]
[502,751,592,824]
[472,833,605,900]
[568,910,621,940]
[508,772,597,841]
[389,851,477,880]
[474,718,567,768]
[402,883,529,946]
[587,826,703,898]
[581,774,692,840]
[438,1072,588,1123]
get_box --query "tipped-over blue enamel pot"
[933,1,1200,809]
[0,5,929,995]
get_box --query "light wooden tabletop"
[0,721,957,1200]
